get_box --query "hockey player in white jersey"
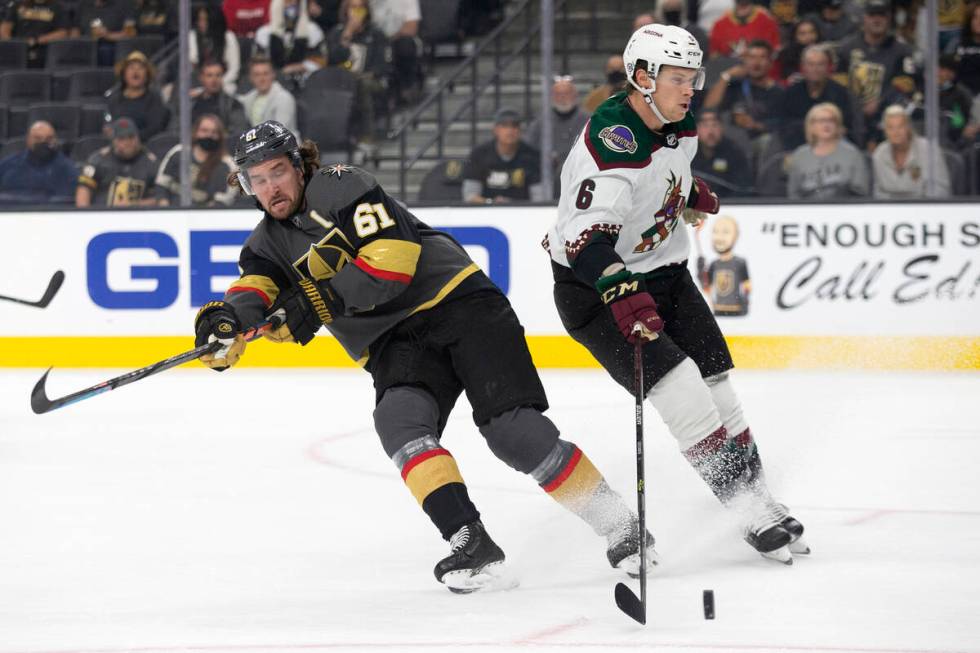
[546,25,809,563]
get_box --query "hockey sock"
[682,425,753,503]
[394,436,480,540]
[533,440,632,536]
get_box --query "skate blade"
[443,561,519,594]
[760,545,793,565]
[619,548,660,579]
[789,536,811,555]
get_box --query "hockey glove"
[265,278,339,346]
[194,301,246,371]
[689,176,720,215]
[596,270,663,343]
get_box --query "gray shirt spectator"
[872,107,950,199]
[238,56,300,138]
[787,102,869,199]
[524,78,589,174]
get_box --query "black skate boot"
[777,504,810,555]
[433,521,517,594]
[744,501,793,564]
[606,517,658,578]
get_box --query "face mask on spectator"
[28,142,57,164]
[195,137,221,152]
[284,5,299,21]
[663,10,682,24]
[608,70,627,86]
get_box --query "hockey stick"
[615,329,647,624]
[0,271,65,308]
[30,319,276,414]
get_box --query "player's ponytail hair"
[227,137,321,194]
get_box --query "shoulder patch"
[597,125,639,154]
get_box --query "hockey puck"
[703,589,715,620]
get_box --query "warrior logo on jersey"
[598,125,639,154]
[634,172,686,253]
[293,227,356,281]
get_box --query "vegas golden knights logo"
[848,56,885,104]
[108,177,146,206]
[293,227,355,281]
[715,269,735,297]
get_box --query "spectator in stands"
[155,113,238,207]
[369,0,423,105]
[0,121,77,205]
[691,109,754,196]
[325,0,391,142]
[632,11,654,30]
[190,4,241,95]
[807,0,855,46]
[76,117,160,207]
[136,0,176,40]
[524,76,588,184]
[961,92,980,143]
[238,55,300,138]
[255,0,326,84]
[779,44,857,151]
[187,60,249,140]
[462,107,543,204]
[223,0,271,39]
[697,0,734,35]
[309,0,342,34]
[708,0,780,58]
[872,105,951,199]
[0,0,71,67]
[836,0,919,148]
[774,18,822,83]
[582,55,626,114]
[654,0,709,53]
[703,39,783,144]
[786,102,869,199]
[105,50,171,141]
[939,53,974,147]
[945,1,980,94]
[73,0,138,67]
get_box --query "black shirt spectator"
[186,60,248,140]
[0,120,77,205]
[0,0,70,67]
[692,110,753,197]
[105,50,171,140]
[74,0,138,65]
[779,44,858,151]
[135,0,176,39]
[462,108,543,204]
[945,1,980,94]
[703,39,784,141]
[76,117,160,207]
[939,54,975,147]
[155,113,238,207]
[774,18,821,83]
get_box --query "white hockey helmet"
[623,24,705,98]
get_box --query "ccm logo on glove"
[596,270,664,343]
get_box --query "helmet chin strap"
[641,90,673,127]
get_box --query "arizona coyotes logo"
[293,227,355,281]
[634,172,686,253]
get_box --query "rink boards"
[0,203,977,370]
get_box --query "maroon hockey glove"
[596,270,663,343]
[690,177,720,214]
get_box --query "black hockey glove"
[265,278,340,346]
[194,301,245,371]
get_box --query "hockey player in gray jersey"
[547,25,809,564]
[193,120,657,593]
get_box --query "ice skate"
[778,505,810,555]
[606,516,658,578]
[434,521,518,594]
[743,500,794,564]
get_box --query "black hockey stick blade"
[0,270,65,308]
[615,582,646,624]
[31,319,276,414]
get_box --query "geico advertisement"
[0,204,977,337]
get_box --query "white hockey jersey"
[546,92,699,275]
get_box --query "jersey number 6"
[576,179,596,210]
[353,202,397,237]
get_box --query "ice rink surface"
[1,367,978,653]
